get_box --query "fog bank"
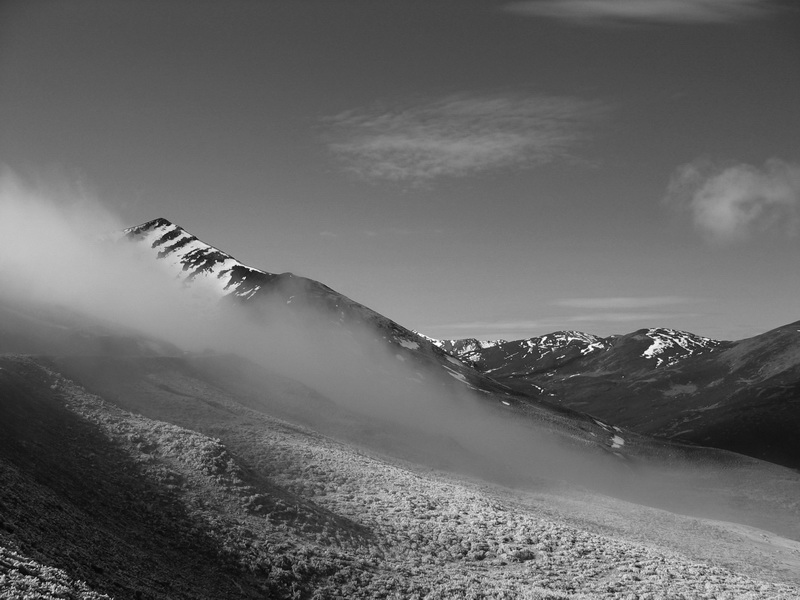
[3,167,798,539]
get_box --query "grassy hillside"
[2,353,800,599]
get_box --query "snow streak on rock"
[124,218,266,301]
[526,331,610,356]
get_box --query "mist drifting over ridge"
[5,166,800,544]
[0,167,613,488]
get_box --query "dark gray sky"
[1,0,799,340]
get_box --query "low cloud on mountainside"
[0,167,218,348]
[3,167,790,521]
[664,157,800,244]
[0,167,613,488]
[323,93,604,184]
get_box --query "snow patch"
[642,328,721,367]
[398,339,419,350]
[446,370,467,383]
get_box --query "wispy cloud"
[504,0,775,24]
[664,158,800,244]
[428,310,700,340]
[554,296,699,309]
[365,227,445,237]
[564,312,697,323]
[323,93,603,184]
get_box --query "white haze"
[0,168,218,346]
[0,167,595,484]
[0,167,657,504]
[2,167,797,536]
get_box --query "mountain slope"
[433,325,800,469]
[123,218,513,396]
[3,352,800,599]
[426,331,612,379]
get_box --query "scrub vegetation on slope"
[2,354,799,599]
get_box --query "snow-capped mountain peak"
[124,217,272,300]
[415,333,505,350]
[526,331,610,356]
[638,327,722,367]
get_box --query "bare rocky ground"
[2,354,800,599]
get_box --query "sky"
[1,0,799,341]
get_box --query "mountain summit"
[125,217,273,300]
[125,217,423,334]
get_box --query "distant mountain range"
[423,326,800,469]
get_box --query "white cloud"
[555,296,698,309]
[323,93,603,183]
[505,0,774,24]
[664,158,800,243]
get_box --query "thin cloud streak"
[504,0,774,24]
[324,94,604,183]
[428,311,699,340]
[665,157,800,244]
[555,296,700,309]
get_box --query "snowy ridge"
[124,219,397,337]
[418,330,611,369]
[641,328,722,368]
[524,331,610,356]
[124,218,266,300]
[416,334,505,353]
[124,219,489,393]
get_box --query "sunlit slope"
[0,355,304,599]
[3,353,800,599]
